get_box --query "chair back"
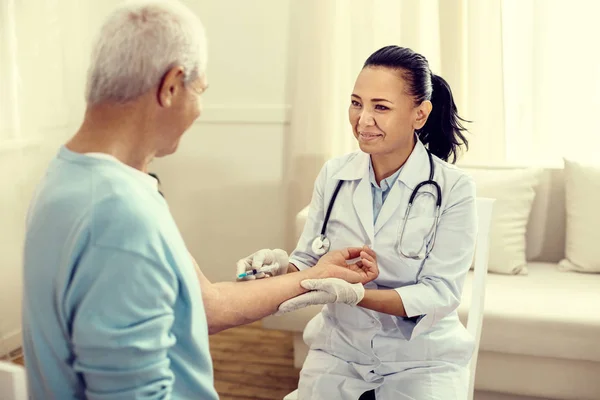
[0,361,28,400]
[466,197,495,400]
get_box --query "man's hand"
[275,278,365,315]
[236,249,289,281]
[310,246,378,284]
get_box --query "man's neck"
[66,103,156,172]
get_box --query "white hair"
[85,0,207,105]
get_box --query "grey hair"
[85,0,207,105]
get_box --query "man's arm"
[69,246,178,399]
[194,247,377,334]
[196,264,322,334]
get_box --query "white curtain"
[503,0,600,165]
[285,0,445,165]
[0,0,21,142]
[0,0,89,358]
[283,0,600,247]
[0,0,90,145]
[283,0,505,247]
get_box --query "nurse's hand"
[275,278,365,315]
[236,249,289,281]
[312,246,378,285]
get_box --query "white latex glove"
[274,278,365,316]
[236,249,289,281]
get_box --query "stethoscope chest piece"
[311,234,330,256]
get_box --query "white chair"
[0,361,28,400]
[465,197,495,400]
[283,197,495,400]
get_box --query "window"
[503,0,600,165]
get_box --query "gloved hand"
[236,249,289,281]
[274,278,365,316]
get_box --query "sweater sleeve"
[67,246,178,400]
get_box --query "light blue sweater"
[22,147,218,400]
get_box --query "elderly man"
[21,1,377,399]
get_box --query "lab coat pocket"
[395,216,437,267]
[431,323,475,366]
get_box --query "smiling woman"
[349,46,469,184]
[270,45,479,400]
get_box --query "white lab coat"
[290,140,478,400]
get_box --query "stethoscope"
[311,149,442,260]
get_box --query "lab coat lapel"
[373,141,430,236]
[353,172,375,244]
[374,182,402,236]
[333,152,375,244]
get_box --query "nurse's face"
[348,66,430,157]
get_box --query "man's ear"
[157,65,185,108]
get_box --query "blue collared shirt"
[369,158,402,224]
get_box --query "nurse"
[238,45,477,399]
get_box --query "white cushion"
[0,362,28,400]
[559,159,600,273]
[523,168,566,263]
[458,262,600,363]
[474,351,600,400]
[463,168,542,274]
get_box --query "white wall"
[0,0,292,354]
[0,0,85,355]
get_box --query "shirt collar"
[83,152,159,190]
[369,159,402,191]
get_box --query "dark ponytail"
[364,46,469,163]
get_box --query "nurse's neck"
[370,140,415,185]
